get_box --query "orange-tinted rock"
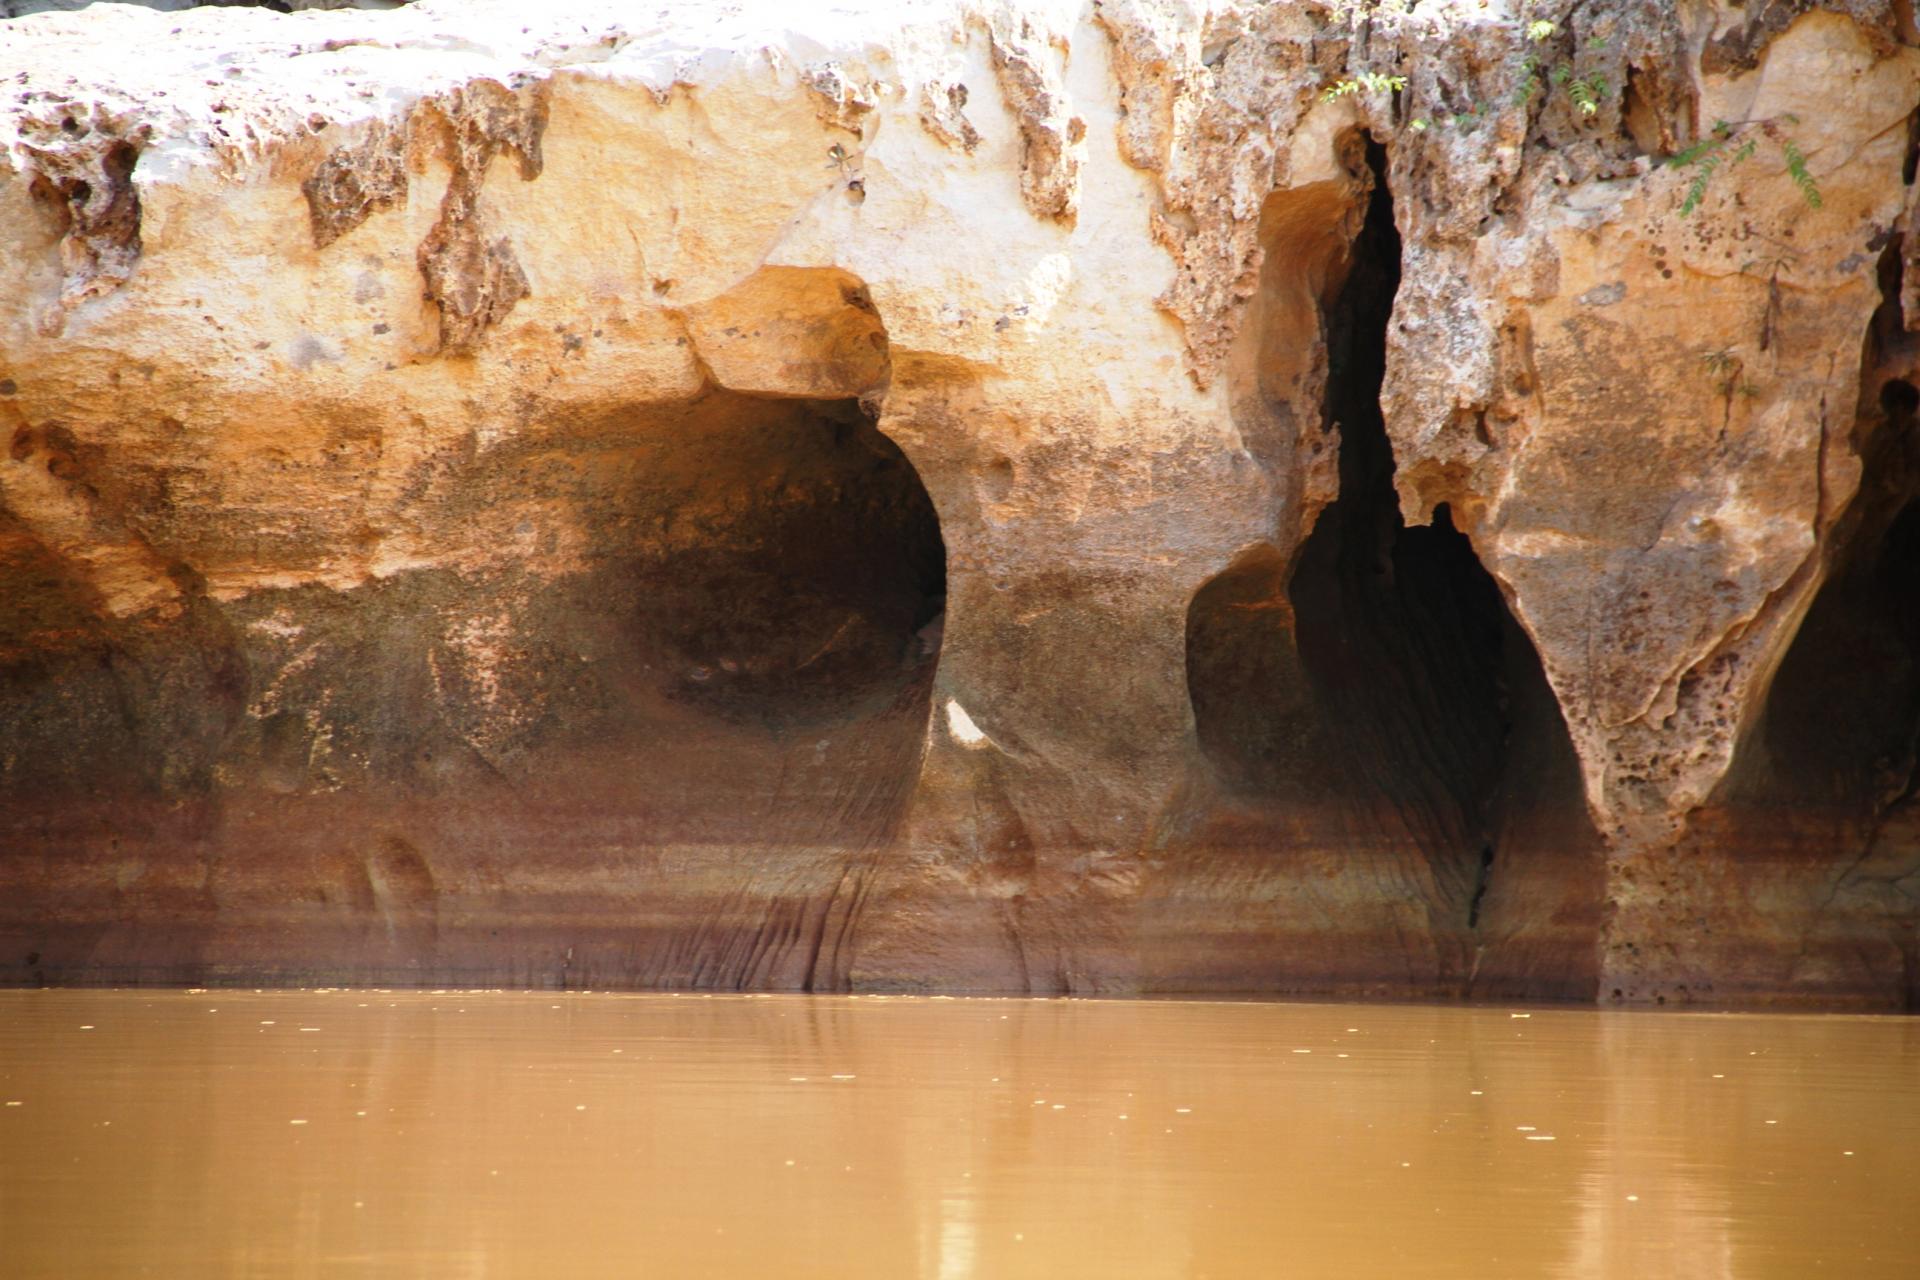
[0,0,1915,1006]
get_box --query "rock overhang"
[0,0,1915,1006]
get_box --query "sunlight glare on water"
[1,990,1916,1278]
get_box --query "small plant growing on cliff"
[1512,21,1611,116]
[1701,347,1740,395]
[1782,140,1822,207]
[1559,62,1610,116]
[1700,348,1764,438]
[1331,15,1609,134]
[1321,70,1408,104]
[1737,242,1804,351]
[1667,117,1822,216]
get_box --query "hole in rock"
[1185,139,1586,944]
[1881,377,1918,418]
[1621,66,1663,157]
[0,392,946,808]
[611,393,947,731]
[0,387,947,988]
[1769,493,1920,770]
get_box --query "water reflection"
[0,992,1914,1278]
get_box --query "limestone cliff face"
[1,0,1915,1006]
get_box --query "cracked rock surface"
[1,0,1917,1006]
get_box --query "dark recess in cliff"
[1185,139,1599,996]
[0,391,947,989]
[1293,139,1513,922]
[618,395,947,732]
[1721,356,1920,1007]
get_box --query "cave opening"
[1285,139,1515,873]
[1735,372,1920,1005]
[0,378,949,987]
[616,392,947,733]
[0,387,950,846]
[1770,489,1920,774]
[1185,139,1587,950]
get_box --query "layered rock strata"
[1,0,1916,1005]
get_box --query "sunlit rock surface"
[1,0,1916,1006]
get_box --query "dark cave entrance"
[1287,140,1513,861]
[1756,401,1920,800]
[1734,369,1920,1006]
[0,391,951,810]
[595,392,947,734]
[1749,243,1920,809]
[1185,140,1586,942]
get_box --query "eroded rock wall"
[0,0,1915,1005]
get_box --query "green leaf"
[1322,71,1407,105]
[1667,136,1723,170]
[1680,150,1722,216]
[1569,74,1607,115]
[1783,140,1823,209]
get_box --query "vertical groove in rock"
[1183,139,1599,998]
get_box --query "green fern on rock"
[1667,117,1822,217]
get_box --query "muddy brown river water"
[0,991,1915,1278]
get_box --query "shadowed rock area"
[2,389,946,989]
[1177,144,1600,998]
